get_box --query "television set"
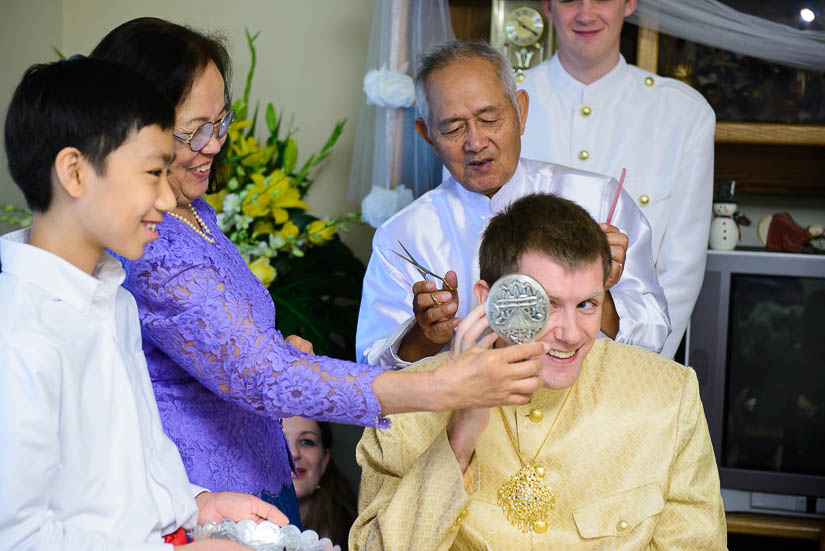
[687,248,825,517]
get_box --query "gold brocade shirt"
[350,340,727,550]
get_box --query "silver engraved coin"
[485,273,550,345]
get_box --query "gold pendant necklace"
[167,204,215,244]
[496,385,574,534]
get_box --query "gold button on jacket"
[639,194,650,206]
[580,106,591,117]
[578,150,589,161]
[528,408,544,423]
[644,76,654,87]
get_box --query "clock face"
[505,6,544,47]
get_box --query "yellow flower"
[307,219,336,244]
[203,189,228,214]
[241,173,271,218]
[242,143,275,168]
[252,219,276,235]
[268,171,309,224]
[231,135,259,159]
[242,171,309,222]
[275,220,299,241]
[248,256,277,287]
[227,119,253,143]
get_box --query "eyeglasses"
[173,109,235,152]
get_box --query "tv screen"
[724,274,825,477]
[688,249,825,514]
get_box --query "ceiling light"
[800,8,815,23]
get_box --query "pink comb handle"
[605,168,626,225]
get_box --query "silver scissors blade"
[392,241,456,291]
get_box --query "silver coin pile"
[485,273,550,345]
[192,519,340,551]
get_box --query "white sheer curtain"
[348,0,454,227]
[628,0,825,72]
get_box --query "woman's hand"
[195,491,288,526]
[285,334,314,355]
[434,310,548,411]
[373,308,548,415]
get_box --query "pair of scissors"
[391,241,457,291]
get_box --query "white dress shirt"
[0,229,202,551]
[356,158,670,366]
[520,54,715,358]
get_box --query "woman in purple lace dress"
[90,17,547,529]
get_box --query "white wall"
[1,0,377,260]
[0,0,63,225]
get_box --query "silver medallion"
[485,273,550,344]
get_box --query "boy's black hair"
[90,17,232,193]
[4,57,175,212]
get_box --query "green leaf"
[248,102,260,137]
[282,139,298,174]
[265,103,277,134]
[232,97,247,121]
[242,29,260,107]
[52,46,66,60]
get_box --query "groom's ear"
[473,279,490,307]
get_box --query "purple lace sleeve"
[122,200,389,428]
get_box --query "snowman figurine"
[709,181,738,250]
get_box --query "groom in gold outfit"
[350,193,726,550]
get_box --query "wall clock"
[490,0,555,82]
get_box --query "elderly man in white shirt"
[519,0,715,358]
[356,40,670,367]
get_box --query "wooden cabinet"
[635,28,825,196]
[727,513,825,550]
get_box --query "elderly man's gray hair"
[414,40,519,129]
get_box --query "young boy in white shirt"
[0,58,286,550]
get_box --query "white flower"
[252,240,272,258]
[216,212,233,232]
[363,65,415,109]
[223,193,242,215]
[270,234,286,250]
[234,214,254,230]
[361,185,414,228]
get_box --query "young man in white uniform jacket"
[519,0,716,358]
[356,40,670,367]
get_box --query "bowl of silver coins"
[191,519,340,551]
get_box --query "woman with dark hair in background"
[283,418,357,549]
[89,16,549,530]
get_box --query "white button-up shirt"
[520,55,715,358]
[0,229,202,550]
[356,159,670,366]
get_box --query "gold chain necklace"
[496,385,574,534]
[166,204,215,244]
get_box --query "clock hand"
[516,18,539,37]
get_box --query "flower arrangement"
[205,30,365,360]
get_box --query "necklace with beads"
[166,204,215,244]
[496,384,574,534]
